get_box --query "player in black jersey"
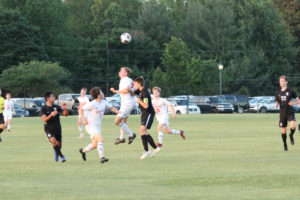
[133,76,160,159]
[275,76,299,151]
[41,92,68,162]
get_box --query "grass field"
[1,114,300,200]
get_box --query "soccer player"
[4,92,15,132]
[275,75,299,151]
[79,87,119,163]
[133,76,160,159]
[0,89,5,142]
[77,88,90,138]
[152,87,185,148]
[110,67,136,145]
[41,92,68,162]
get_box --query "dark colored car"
[209,96,234,113]
[190,96,213,113]
[13,104,29,117]
[12,98,41,116]
[217,95,248,113]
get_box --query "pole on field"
[218,64,223,96]
[104,19,112,96]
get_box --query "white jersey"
[78,96,90,116]
[119,77,135,105]
[4,99,14,113]
[152,97,171,119]
[82,100,111,128]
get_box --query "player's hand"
[173,114,176,119]
[51,111,58,116]
[83,119,88,125]
[288,101,294,106]
[62,103,67,110]
[110,88,116,93]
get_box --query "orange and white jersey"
[119,77,135,105]
[152,97,171,119]
[82,100,111,128]
[4,99,14,113]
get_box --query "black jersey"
[275,88,297,115]
[41,104,63,133]
[136,87,155,115]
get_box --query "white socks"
[171,129,180,135]
[119,129,125,140]
[78,125,83,133]
[119,123,133,137]
[97,142,104,158]
[7,125,11,131]
[158,132,163,144]
[83,144,94,153]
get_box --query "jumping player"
[0,89,5,142]
[133,76,160,159]
[79,87,119,163]
[275,75,299,151]
[4,92,15,132]
[41,92,68,162]
[152,87,185,148]
[110,67,136,145]
[77,88,90,138]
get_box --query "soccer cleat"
[140,151,151,160]
[151,147,161,157]
[128,133,136,144]
[289,134,294,145]
[61,156,66,162]
[100,157,109,163]
[114,138,125,145]
[54,151,59,162]
[79,148,86,161]
[157,143,163,148]
[180,130,185,140]
[284,143,288,151]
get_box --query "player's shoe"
[157,143,163,148]
[100,157,109,163]
[140,151,151,160]
[114,138,125,145]
[54,151,59,162]
[128,133,136,144]
[61,156,66,162]
[289,134,294,145]
[180,130,185,140]
[284,143,288,151]
[151,148,161,157]
[79,148,86,161]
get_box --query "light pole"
[104,19,112,96]
[218,64,223,95]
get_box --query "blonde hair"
[122,67,132,76]
[280,75,287,81]
[152,87,161,93]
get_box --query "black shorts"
[45,129,62,142]
[0,113,4,124]
[141,113,155,129]
[279,113,295,128]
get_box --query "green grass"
[1,114,300,200]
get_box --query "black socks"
[147,135,157,149]
[53,145,63,157]
[281,134,287,145]
[290,128,295,136]
[141,135,148,151]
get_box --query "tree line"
[0,0,299,97]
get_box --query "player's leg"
[95,134,108,163]
[288,114,296,145]
[139,125,151,160]
[279,114,288,151]
[0,124,4,142]
[163,125,185,140]
[157,124,164,147]
[49,136,65,162]
[114,113,135,144]
[78,116,84,138]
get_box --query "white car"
[167,98,201,114]
[250,97,279,113]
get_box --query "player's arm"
[42,112,57,123]
[79,107,88,125]
[275,101,278,109]
[169,104,176,119]
[110,86,131,94]
[137,97,149,109]
[110,106,120,114]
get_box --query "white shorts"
[156,115,169,126]
[85,125,101,139]
[117,102,135,118]
[4,112,12,121]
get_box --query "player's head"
[80,88,87,96]
[90,87,104,100]
[5,92,11,99]
[134,76,145,90]
[119,67,132,78]
[279,75,288,88]
[152,87,161,98]
[44,92,55,103]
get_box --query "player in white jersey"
[3,92,15,132]
[110,67,136,145]
[77,88,90,138]
[79,87,119,163]
[152,87,185,148]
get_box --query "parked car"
[167,98,201,114]
[249,96,274,112]
[249,97,279,113]
[208,96,234,113]
[32,97,46,108]
[56,94,82,114]
[190,96,213,113]
[13,104,29,117]
[12,98,41,116]
[234,95,249,113]
[72,95,93,115]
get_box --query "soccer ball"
[120,32,131,44]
